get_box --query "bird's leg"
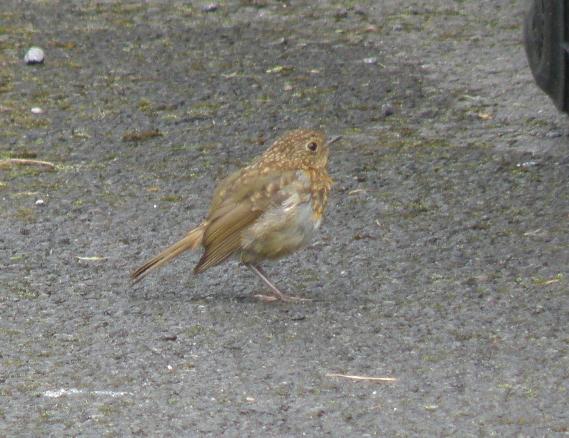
[245,263,311,303]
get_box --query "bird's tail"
[131,224,205,282]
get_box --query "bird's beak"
[328,135,342,145]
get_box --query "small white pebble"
[517,160,538,168]
[35,199,45,206]
[245,396,255,402]
[24,47,45,64]
[381,103,394,116]
[153,204,157,208]
[31,107,44,114]
[203,3,218,12]
[363,57,378,64]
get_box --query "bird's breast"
[241,197,321,262]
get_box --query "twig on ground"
[326,373,397,382]
[0,158,56,171]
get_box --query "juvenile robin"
[131,129,340,302]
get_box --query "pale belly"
[240,201,321,263]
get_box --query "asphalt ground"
[1,1,568,436]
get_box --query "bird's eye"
[307,142,318,152]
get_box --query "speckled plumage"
[132,128,336,301]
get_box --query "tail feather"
[131,224,205,282]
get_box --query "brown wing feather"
[193,170,300,274]
[194,202,262,273]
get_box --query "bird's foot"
[246,263,312,303]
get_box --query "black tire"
[523,0,569,113]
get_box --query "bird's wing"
[194,170,308,273]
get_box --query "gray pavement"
[1,1,568,436]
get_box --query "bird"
[131,128,340,302]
